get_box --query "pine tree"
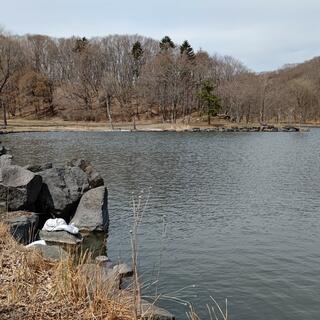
[180,40,195,60]
[198,80,221,125]
[132,41,144,78]
[73,37,88,53]
[159,36,175,51]
[132,41,143,61]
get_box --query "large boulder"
[71,186,108,232]
[0,165,42,211]
[36,166,89,217]
[68,158,104,188]
[4,211,39,244]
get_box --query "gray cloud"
[0,0,319,71]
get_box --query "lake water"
[2,130,320,320]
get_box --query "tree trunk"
[2,100,7,128]
[133,116,136,130]
[105,95,114,130]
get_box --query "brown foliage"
[0,31,320,124]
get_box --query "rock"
[81,262,132,292]
[0,145,9,156]
[4,211,39,244]
[81,263,121,289]
[68,158,104,188]
[141,299,175,320]
[95,255,113,267]
[29,244,69,261]
[86,165,104,188]
[0,154,13,168]
[282,125,299,132]
[0,165,42,211]
[71,186,108,232]
[39,230,83,245]
[24,162,53,173]
[36,166,89,217]
[68,158,90,171]
[113,263,133,278]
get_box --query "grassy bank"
[0,118,314,134]
[0,222,134,320]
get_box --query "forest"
[0,31,320,126]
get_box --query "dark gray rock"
[0,154,13,168]
[67,158,90,171]
[71,186,108,232]
[29,244,69,261]
[4,211,39,244]
[68,158,104,188]
[24,162,53,173]
[0,165,42,211]
[113,263,133,277]
[81,263,121,290]
[0,145,9,156]
[95,255,113,268]
[39,230,83,245]
[282,125,300,132]
[86,165,104,188]
[36,166,89,217]
[141,299,175,320]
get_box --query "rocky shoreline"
[0,122,308,135]
[185,125,306,132]
[0,144,174,320]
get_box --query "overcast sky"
[0,0,319,71]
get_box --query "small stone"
[141,299,175,320]
[0,154,13,168]
[24,162,53,173]
[113,263,133,277]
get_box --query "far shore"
[0,118,316,134]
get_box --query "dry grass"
[0,117,234,133]
[0,219,227,320]
[0,222,135,320]
[1,117,313,135]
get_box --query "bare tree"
[0,33,24,126]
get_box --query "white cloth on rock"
[42,218,79,235]
[26,240,47,247]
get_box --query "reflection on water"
[3,130,320,320]
[81,231,107,258]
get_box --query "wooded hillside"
[0,31,319,125]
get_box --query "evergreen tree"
[132,41,144,61]
[180,40,195,59]
[73,37,88,53]
[198,80,221,125]
[159,36,175,51]
[132,41,144,78]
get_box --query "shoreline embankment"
[0,118,313,134]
